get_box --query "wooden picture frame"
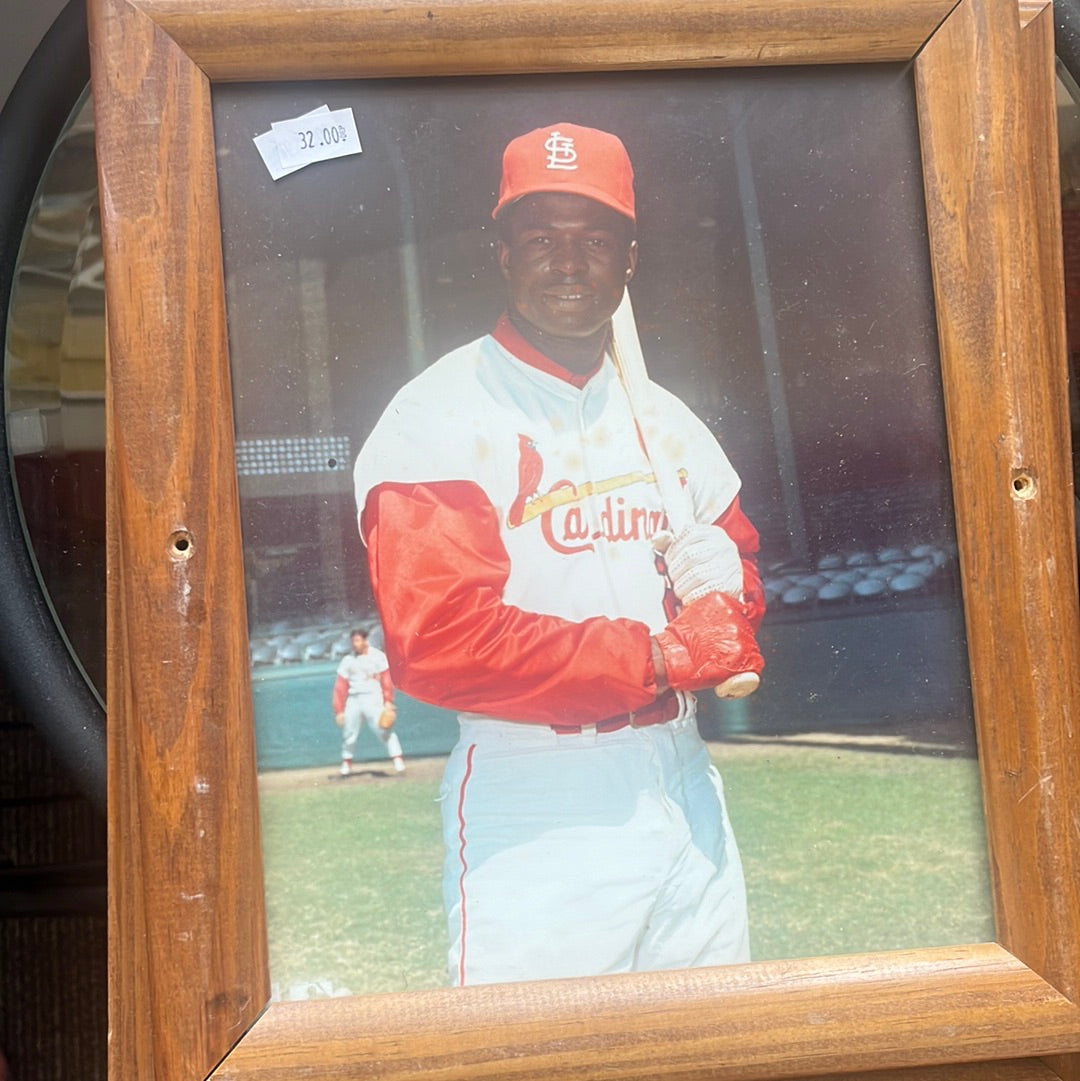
[89,0,1080,1079]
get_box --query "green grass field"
[257,737,992,1000]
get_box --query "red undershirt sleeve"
[332,675,348,715]
[360,480,658,726]
[378,669,394,704]
[715,496,767,631]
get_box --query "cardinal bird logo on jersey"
[507,434,543,528]
[506,432,673,555]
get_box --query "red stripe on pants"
[455,743,477,986]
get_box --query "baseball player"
[331,628,405,775]
[353,122,765,985]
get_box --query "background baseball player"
[331,628,405,775]
[353,122,764,984]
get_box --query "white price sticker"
[273,107,362,169]
[254,105,330,180]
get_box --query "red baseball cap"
[492,122,636,222]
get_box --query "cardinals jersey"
[335,647,390,699]
[353,319,756,727]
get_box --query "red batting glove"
[653,591,764,693]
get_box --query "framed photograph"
[89,0,1080,1079]
[216,62,990,997]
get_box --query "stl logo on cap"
[493,121,636,222]
[544,131,578,171]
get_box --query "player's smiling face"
[497,193,637,370]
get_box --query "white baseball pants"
[341,694,403,762]
[439,709,749,986]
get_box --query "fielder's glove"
[654,524,743,604]
[378,704,397,731]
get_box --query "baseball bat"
[609,289,759,700]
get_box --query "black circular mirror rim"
[3,0,1080,815]
[0,0,104,810]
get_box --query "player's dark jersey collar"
[492,312,604,389]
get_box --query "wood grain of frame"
[88,0,1080,1078]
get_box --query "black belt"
[551,690,682,735]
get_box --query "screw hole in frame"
[1011,470,1037,501]
[169,529,195,560]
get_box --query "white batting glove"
[654,524,744,604]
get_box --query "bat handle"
[715,672,760,699]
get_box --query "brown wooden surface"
[210,945,1080,1081]
[91,0,270,1079]
[135,0,956,80]
[91,0,1080,1078]
[916,0,1080,1007]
